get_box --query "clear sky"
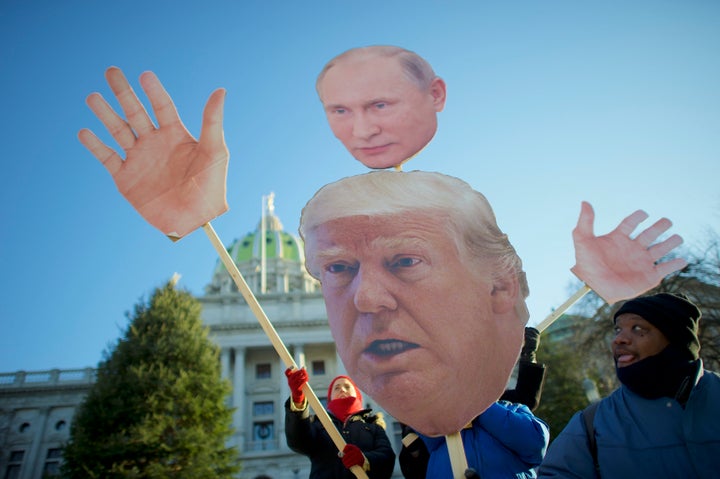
[1,0,718,373]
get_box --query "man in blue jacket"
[539,292,720,478]
[422,400,549,478]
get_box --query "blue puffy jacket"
[539,368,720,478]
[422,401,549,478]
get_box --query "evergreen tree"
[534,339,593,442]
[61,280,240,478]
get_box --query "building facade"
[0,369,94,479]
[0,196,405,479]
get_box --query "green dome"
[212,207,305,277]
[206,193,320,296]
[228,218,303,264]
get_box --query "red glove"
[341,444,367,470]
[285,367,308,405]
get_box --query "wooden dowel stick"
[203,223,369,479]
[446,432,468,478]
[535,284,592,333]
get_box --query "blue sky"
[1,0,718,372]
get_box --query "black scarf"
[616,344,699,405]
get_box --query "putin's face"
[305,212,523,436]
[318,54,446,169]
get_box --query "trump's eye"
[389,257,420,269]
[326,263,357,274]
[373,102,387,109]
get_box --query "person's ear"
[491,274,519,314]
[429,77,447,112]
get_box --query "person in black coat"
[499,326,546,410]
[285,369,396,479]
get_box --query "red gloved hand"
[341,444,367,470]
[285,367,308,405]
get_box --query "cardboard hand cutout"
[79,67,229,240]
[570,201,687,304]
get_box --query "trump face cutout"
[301,170,528,436]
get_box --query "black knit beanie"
[614,293,702,360]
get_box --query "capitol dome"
[205,193,320,296]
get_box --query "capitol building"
[0,195,405,479]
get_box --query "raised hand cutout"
[79,67,229,240]
[571,201,688,304]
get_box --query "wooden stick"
[446,432,469,478]
[203,223,369,479]
[535,284,592,333]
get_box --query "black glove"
[520,327,540,363]
[465,468,481,478]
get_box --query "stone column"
[220,348,231,381]
[26,407,50,479]
[232,346,246,452]
[279,343,306,452]
[293,344,305,370]
[335,350,347,377]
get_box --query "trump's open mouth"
[365,339,419,357]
